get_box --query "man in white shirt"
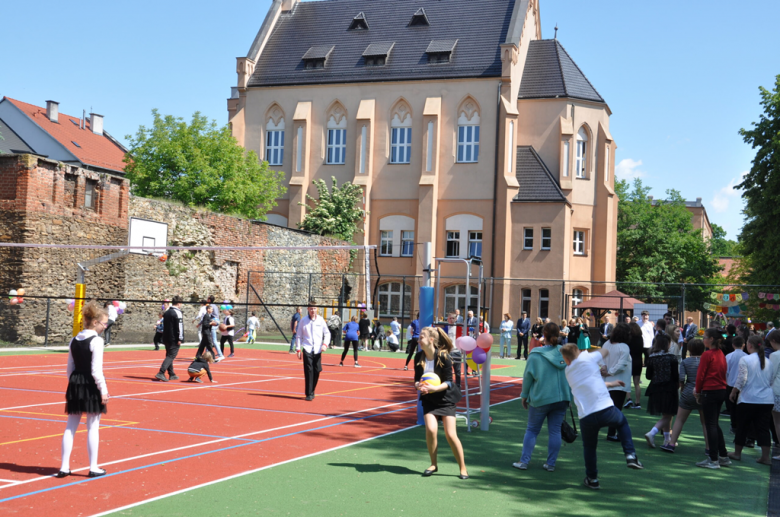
[454,309,463,324]
[390,317,401,343]
[295,303,331,401]
[640,311,654,363]
[103,302,118,346]
[561,344,643,490]
[247,311,260,344]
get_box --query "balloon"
[159,255,168,262]
[226,305,233,310]
[219,305,226,311]
[67,303,75,312]
[10,298,18,305]
[112,300,120,308]
[17,298,23,304]
[223,300,230,304]
[467,357,478,371]
[119,301,127,310]
[16,288,25,297]
[472,346,487,364]
[456,336,477,352]
[117,308,124,315]
[476,333,493,351]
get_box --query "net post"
[72,284,85,337]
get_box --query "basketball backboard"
[128,217,168,256]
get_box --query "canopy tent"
[573,289,645,322]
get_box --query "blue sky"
[2,0,778,239]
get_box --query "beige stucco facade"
[229,0,618,326]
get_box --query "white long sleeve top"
[599,340,632,392]
[66,329,108,396]
[294,315,331,354]
[500,320,514,335]
[734,353,774,405]
[770,352,780,398]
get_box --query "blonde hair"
[560,344,579,362]
[417,327,453,368]
[82,302,108,329]
[201,350,215,364]
[350,315,357,322]
[536,317,544,325]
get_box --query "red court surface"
[0,349,521,516]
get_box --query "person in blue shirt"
[404,313,421,371]
[340,315,361,367]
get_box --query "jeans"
[211,327,223,357]
[103,319,115,344]
[500,333,512,358]
[701,389,728,461]
[289,332,297,352]
[580,406,636,480]
[521,400,569,466]
[734,403,773,447]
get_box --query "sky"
[2,0,778,240]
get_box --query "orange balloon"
[16,288,25,296]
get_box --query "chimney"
[46,100,59,123]
[281,0,298,11]
[695,197,702,206]
[90,113,104,136]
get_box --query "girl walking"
[601,323,632,441]
[643,333,679,448]
[623,322,645,410]
[57,302,109,478]
[694,328,730,469]
[662,339,709,453]
[340,316,361,367]
[415,327,467,479]
[499,313,513,359]
[220,309,236,358]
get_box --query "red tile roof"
[4,97,127,173]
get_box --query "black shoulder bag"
[561,403,578,443]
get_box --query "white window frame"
[523,228,533,250]
[446,231,460,258]
[573,230,585,255]
[541,228,551,250]
[380,230,393,256]
[327,128,347,164]
[605,144,610,183]
[390,127,412,164]
[378,282,412,317]
[563,140,570,177]
[401,231,414,257]
[457,125,480,163]
[575,127,588,179]
[84,180,96,209]
[468,231,482,258]
[266,130,284,166]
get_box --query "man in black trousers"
[295,303,331,400]
[156,295,184,382]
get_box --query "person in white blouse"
[767,331,780,460]
[499,313,514,359]
[599,323,632,442]
[58,302,110,478]
[295,303,331,401]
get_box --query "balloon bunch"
[455,332,493,370]
[8,288,25,305]
[66,298,75,312]
[219,303,234,311]
[113,300,128,315]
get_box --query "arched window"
[378,282,412,317]
[326,103,347,164]
[575,127,588,178]
[265,117,285,166]
[390,101,412,164]
[444,285,479,317]
[456,98,480,163]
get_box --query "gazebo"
[573,289,644,322]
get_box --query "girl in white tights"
[57,302,110,478]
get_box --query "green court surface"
[111,364,769,517]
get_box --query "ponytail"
[748,335,766,369]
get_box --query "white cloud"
[711,172,746,213]
[615,158,645,180]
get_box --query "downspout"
[490,81,501,326]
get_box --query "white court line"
[1,398,416,491]
[88,393,522,517]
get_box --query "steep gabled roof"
[0,117,34,154]
[518,40,604,103]
[248,0,515,87]
[3,97,127,173]
[513,146,568,203]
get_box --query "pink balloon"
[456,336,477,352]
[476,333,493,351]
[9,298,18,305]
[472,346,487,364]
[112,300,120,307]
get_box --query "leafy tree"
[709,223,738,257]
[124,110,285,219]
[616,178,722,311]
[298,177,366,241]
[736,74,780,286]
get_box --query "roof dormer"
[362,42,394,67]
[302,45,334,70]
[349,12,369,30]
[408,7,430,27]
[426,39,457,64]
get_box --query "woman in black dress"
[414,327,468,479]
[643,333,679,448]
[624,322,646,409]
[58,302,110,478]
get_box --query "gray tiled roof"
[513,146,568,203]
[363,41,395,57]
[302,45,335,60]
[249,0,515,87]
[518,40,604,103]
[426,39,457,54]
[0,117,34,154]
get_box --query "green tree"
[616,178,722,311]
[124,110,285,219]
[737,74,780,286]
[298,177,366,242]
[709,223,738,257]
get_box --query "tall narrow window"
[327,128,346,164]
[605,144,610,182]
[446,231,460,257]
[539,289,549,319]
[563,140,570,177]
[401,231,414,257]
[506,121,514,173]
[391,127,412,164]
[468,231,482,258]
[541,228,551,250]
[575,127,588,178]
[380,231,393,256]
[521,289,532,316]
[266,130,284,165]
[573,230,585,255]
[84,179,97,209]
[524,228,533,250]
[296,126,303,172]
[360,126,367,173]
[457,125,480,163]
[426,121,434,172]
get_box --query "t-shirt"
[247,316,259,331]
[390,320,401,336]
[291,312,301,333]
[387,334,399,345]
[221,316,235,337]
[770,352,780,399]
[641,321,654,349]
[107,305,118,322]
[725,349,747,387]
[565,350,614,419]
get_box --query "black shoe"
[606,435,621,442]
[55,470,71,478]
[626,455,644,469]
[154,347,160,351]
[305,395,313,401]
[458,474,469,479]
[88,469,107,478]
[660,444,676,453]
[422,466,438,477]
[169,375,179,381]
[583,477,601,490]
[155,373,168,382]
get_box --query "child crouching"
[187,351,218,383]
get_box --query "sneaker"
[194,377,204,383]
[660,444,676,453]
[644,432,656,448]
[338,362,344,367]
[626,455,644,469]
[745,439,756,448]
[718,456,732,466]
[215,357,223,363]
[606,435,621,442]
[228,353,234,358]
[773,455,780,461]
[696,458,720,469]
[583,477,601,490]
[87,468,107,478]
[623,399,634,408]
[512,462,528,470]
[631,404,642,410]
[155,373,168,382]
[169,375,179,381]
[354,363,361,368]
[403,366,408,371]
[542,463,555,472]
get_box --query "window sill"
[400,254,413,258]
[575,176,590,180]
[325,162,346,166]
[455,161,479,165]
[573,253,588,257]
[541,248,551,251]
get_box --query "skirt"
[631,354,644,376]
[577,332,591,350]
[65,372,107,415]
[422,403,457,418]
[646,390,678,416]
[679,388,702,411]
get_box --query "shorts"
[188,368,207,379]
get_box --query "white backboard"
[128,217,168,256]
[634,303,669,324]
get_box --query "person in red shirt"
[693,328,730,469]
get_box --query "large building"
[228,0,618,325]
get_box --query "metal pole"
[308,273,312,304]
[244,270,250,333]
[560,280,566,322]
[44,297,51,346]
[401,276,406,343]
[364,245,372,310]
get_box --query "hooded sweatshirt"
[520,345,572,407]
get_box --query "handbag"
[561,403,578,443]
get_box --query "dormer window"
[426,39,457,64]
[408,7,430,27]
[349,12,369,30]
[362,42,394,67]
[302,45,334,70]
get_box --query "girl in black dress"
[414,327,468,479]
[643,333,679,448]
[58,302,110,478]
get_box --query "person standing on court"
[295,303,331,401]
[390,316,401,344]
[207,296,225,361]
[516,311,530,360]
[156,296,184,382]
[404,313,422,371]
[102,301,118,347]
[289,307,301,354]
[358,312,372,351]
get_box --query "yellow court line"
[0,409,135,424]
[0,422,139,447]
[320,382,405,396]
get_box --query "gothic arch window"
[326,102,347,164]
[456,97,480,163]
[575,126,590,179]
[265,104,285,166]
[390,100,412,164]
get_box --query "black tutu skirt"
[646,390,678,416]
[65,372,107,415]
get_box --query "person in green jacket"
[514,322,573,472]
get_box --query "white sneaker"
[696,458,720,469]
[718,456,732,466]
[773,455,780,461]
[512,462,528,470]
[644,432,656,448]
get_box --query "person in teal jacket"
[514,322,572,472]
